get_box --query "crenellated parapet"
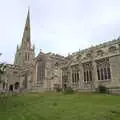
[67,37,120,65]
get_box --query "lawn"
[0,92,120,120]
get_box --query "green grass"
[0,92,120,120]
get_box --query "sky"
[0,0,120,64]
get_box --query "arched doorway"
[9,84,13,92]
[14,82,19,89]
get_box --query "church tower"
[14,9,35,66]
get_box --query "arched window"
[104,67,107,79]
[86,71,89,81]
[14,82,19,89]
[71,65,79,87]
[89,70,92,81]
[97,68,100,80]
[83,62,92,83]
[84,71,86,81]
[107,67,111,79]
[96,58,111,80]
[77,72,79,82]
[72,73,74,83]
[100,68,104,80]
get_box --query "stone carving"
[96,50,104,56]
[109,46,116,53]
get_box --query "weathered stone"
[1,10,120,92]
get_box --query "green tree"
[0,53,7,83]
[0,53,8,105]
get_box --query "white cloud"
[0,0,120,63]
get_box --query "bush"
[97,85,109,94]
[63,87,74,94]
[55,87,62,92]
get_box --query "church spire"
[21,8,31,49]
[14,8,35,66]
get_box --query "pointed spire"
[26,7,30,27]
[21,8,31,49]
[14,8,35,66]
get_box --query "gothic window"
[86,71,89,81]
[62,68,68,85]
[104,67,107,79]
[84,71,86,81]
[107,67,111,79]
[37,60,45,84]
[100,68,104,80]
[96,58,111,80]
[83,62,92,83]
[97,69,100,80]
[71,65,79,87]
[72,73,74,82]
[89,70,92,81]
[77,72,79,82]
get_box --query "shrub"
[97,85,109,94]
[63,87,74,94]
[55,87,62,92]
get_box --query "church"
[0,9,120,92]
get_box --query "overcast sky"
[0,0,120,64]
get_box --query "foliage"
[55,87,62,92]
[63,87,74,94]
[96,85,109,94]
[0,63,6,87]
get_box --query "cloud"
[0,0,120,63]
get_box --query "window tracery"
[96,58,111,81]
[83,62,92,83]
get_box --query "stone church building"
[0,10,120,92]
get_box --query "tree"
[0,54,8,105]
[0,54,7,94]
[0,53,6,80]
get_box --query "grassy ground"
[0,92,120,120]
